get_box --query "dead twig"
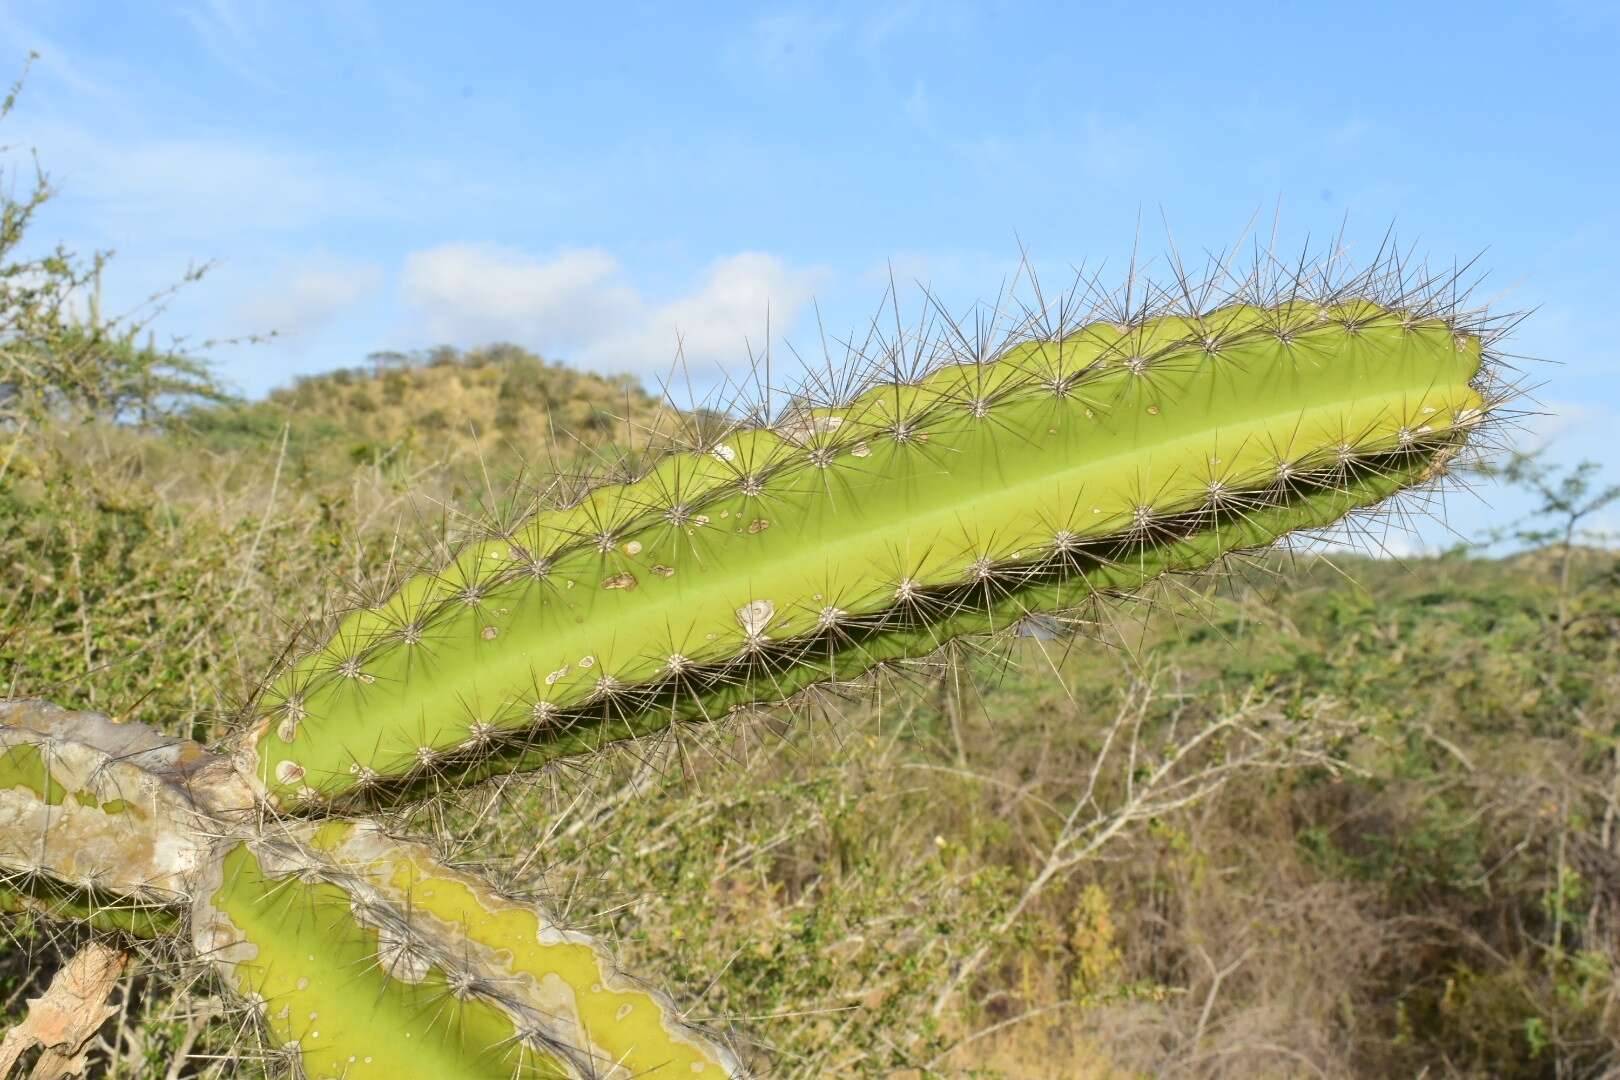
[0,941,128,1080]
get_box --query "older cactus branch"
[0,700,244,909]
[193,821,744,1079]
[0,701,747,1077]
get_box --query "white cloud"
[591,253,825,375]
[855,1,925,53]
[12,119,384,243]
[1360,529,1436,560]
[176,0,283,91]
[1524,399,1615,450]
[235,254,382,339]
[939,110,1152,186]
[401,245,636,347]
[0,11,115,101]
[902,79,931,126]
[400,245,825,375]
[724,2,965,78]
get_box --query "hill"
[171,342,685,481]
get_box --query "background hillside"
[182,343,675,474]
[5,334,1619,1077]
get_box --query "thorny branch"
[930,679,1356,1021]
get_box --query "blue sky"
[3,0,1618,550]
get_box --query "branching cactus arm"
[194,822,743,1079]
[0,256,1521,1077]
[0,700,237,926]
[0,701,748,1078]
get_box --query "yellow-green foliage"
[181,344,677,480]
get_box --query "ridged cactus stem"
[194,821,743,1078]
[241,295,1497,809]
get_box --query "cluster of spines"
[0,872,181,938]
[244,245,1516,809]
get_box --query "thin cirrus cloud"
[723,9,845,78]
[400,244,827,376]
[17,119,381,243]
[1524,400,1616,456]
[235,256,384,342]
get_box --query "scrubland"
[4,345,1617,1077]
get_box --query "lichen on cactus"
[0,700,237,912]
[240,290,1498,809]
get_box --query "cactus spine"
[1,254,1514,1076]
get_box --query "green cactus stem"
[193,820,744,1079]
[0,878,180,937]
[242,299,1492,808]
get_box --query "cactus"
[1,251,1516,1076]
[240,296,1489,809]
[196,822,741,1078]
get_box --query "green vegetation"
[7,323,1620,1075]
[182,343,673,483]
